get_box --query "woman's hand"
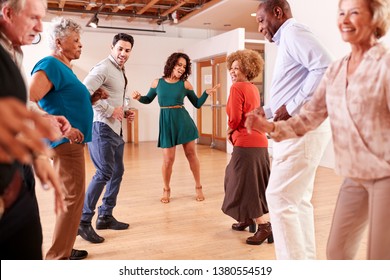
[132,91,141,100]
[65,128,84,144]
[206,84,221,95]
[91,88,109,104]
[227,127,235,145]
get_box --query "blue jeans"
[81,122,125,222]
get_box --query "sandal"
[160,188,170,203]
[195,186,205,201]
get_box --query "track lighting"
[86,14,99,28]
[86,3,105,28]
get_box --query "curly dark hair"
[226,49,264,81]
[163,52,192,81]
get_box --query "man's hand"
[32,155,65,214]
[124,110,136,122]
[273,105,291,121]
[112,106,124,122]
[0,98,58,164]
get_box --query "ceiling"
[46,0,260,33]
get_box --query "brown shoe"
[232,219,256,233]
[246,222,274,245]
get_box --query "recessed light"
[251,13,256,17]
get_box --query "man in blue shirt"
[255,0,332,259]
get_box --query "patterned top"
[271,43,390,180]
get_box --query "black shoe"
[96,215,129,230]
[69,249,88,260]
[78,221,105,243]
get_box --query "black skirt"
[222,146,270,221]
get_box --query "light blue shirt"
[268,18,332,117]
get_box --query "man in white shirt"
[255,0,332,259]
[78,33,135,244]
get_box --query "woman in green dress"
[132,52,219,203]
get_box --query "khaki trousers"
[327,176,390,259]
[45,143,86,260]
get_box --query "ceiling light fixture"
[89,1,97,8]
[118,4,126,10]
[86,14,99,28]
[171,11,178,24]
[86,3,105,28]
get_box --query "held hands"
[245,109,275,134]
[206,84,221,95]
[91,88,109,104]
[273,105,291,121]
[44,114,71,137]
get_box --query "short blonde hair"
[369,0,390,38]
[339,0,390,38]
[227,49,264,81]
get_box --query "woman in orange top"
[221,49,272,246]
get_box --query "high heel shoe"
[246,222,273,245]
[160,188,170,203]
[195,186,205,201]
[232,219,256,233]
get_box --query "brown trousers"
[327,176,390,259]
[45,143,86,260]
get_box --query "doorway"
[196,55,227,152]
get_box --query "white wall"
[22,25,199,142]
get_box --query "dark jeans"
[82,122,125,222]
[0,165,43,260]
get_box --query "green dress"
[139,78,208,148]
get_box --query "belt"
[160,105,183,109]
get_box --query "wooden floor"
[35,142,366,260]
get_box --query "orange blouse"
[227,82,268,148]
